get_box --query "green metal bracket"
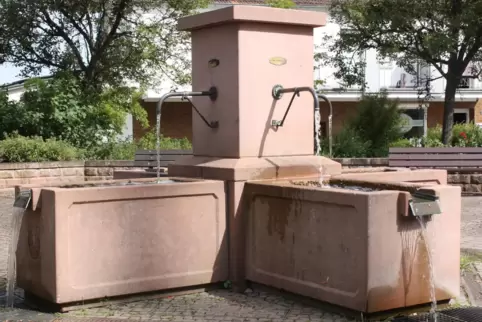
[409,191,441,217]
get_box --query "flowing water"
[314,109,322,156]
[4,190,31,308]
[156,104,162,182]
[415,216,438,322]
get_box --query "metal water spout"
[271,85,333,157]
[155,86,219,180]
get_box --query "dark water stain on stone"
[265,197,290,242]
[264,188,305,242]
[367,219,454,313]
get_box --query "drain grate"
[391,307,482,322]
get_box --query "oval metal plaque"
[269,57,287,66]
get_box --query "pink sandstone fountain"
[13,5,461,316]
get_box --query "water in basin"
[60,179,182,189]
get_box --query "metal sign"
[269,57,287,66]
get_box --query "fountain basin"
[15,177,228,305]
[243,178,460,313]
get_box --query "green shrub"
[348,91,403,157]
[136,129,192,150]
[83,139,138,161]
[452,122,482,147]
[0,134,80,162]
[390,138,412,147]
[0,73,148,150]
[330,91,403,157]
[83,130,192,160]
[331,126,371,157]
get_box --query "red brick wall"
[133,100,477,141]
[133,101,193,141]
[427,101,475,127]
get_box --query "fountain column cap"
[177,5,326,31]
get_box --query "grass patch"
[460,251,482,272]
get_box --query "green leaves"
[264,0,296,9]
[0,73,148,150]
[328,91,404,157]
[0,0,208,88]
[328,0,482,144]
[0,134,80,162]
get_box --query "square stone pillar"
[178,5,327,158]
[172,5,341,290]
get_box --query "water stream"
[314,109,322,156]
[4,191,31,308]
[156,104,162,182]
[415,216,438,322]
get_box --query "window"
[458,62,482,90]
[379,60,431,89]
[454,108,469,124]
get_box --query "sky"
[0,63,50,86]
[0,64,22,85]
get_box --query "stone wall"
[332,158,389,168]
[448,174,482,193]
[0,161,144,188]
[0,157,480,192]
[84,161,145,182]
[0,162,85,188]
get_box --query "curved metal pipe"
[318,94,333,157]
[155,88,217,180]
[271,86,325,156]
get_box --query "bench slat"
[134,161,176,167]
[389,154,482,160]
[389,147,482,154]
[133,149,192,168]
[135,154,187,161]
[135,149,192,155]
[390,160,482,167]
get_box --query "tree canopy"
[327,0,482,144]
[0,0,209,89]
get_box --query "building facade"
[136,0,482,141]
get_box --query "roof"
[1,75,52,89]
[212,0,331,6]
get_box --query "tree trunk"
[441,76,458,145]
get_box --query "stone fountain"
[13,5,460,315]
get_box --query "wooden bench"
[389,147,482,173]
[134,149,192,169]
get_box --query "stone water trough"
[15,178,228,305]
[244,169,461,313]
[13,168,461,314]
[13,5,462,316]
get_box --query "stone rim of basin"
[290,179,430,194]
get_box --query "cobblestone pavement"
[0,190,479,321]
[1,289,356,322]
[461,196,482,251]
